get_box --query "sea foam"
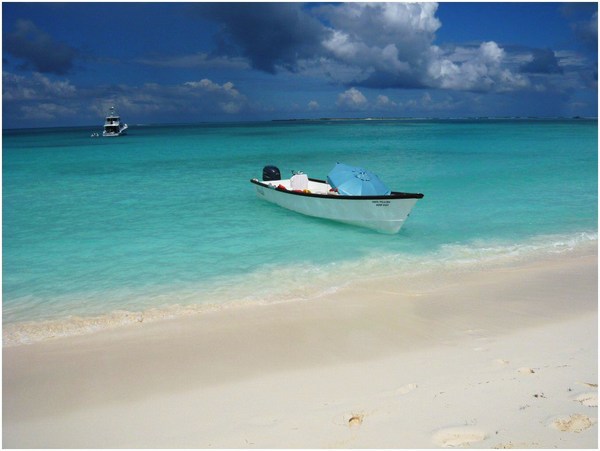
[4,231,596,346]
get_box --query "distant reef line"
[272,116,597,122]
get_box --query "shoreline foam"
[4,233,597,346]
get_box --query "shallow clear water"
[3,119,597,335]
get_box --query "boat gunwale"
[250,178,424,200]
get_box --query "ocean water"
[3,119,598,343]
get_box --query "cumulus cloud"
[427,42,529,92]
[5,3,595,125]
[3,71,76,101]
[318,2,439,88]
[337,87,368,110]
[320,2,440,49]
[3,71,79,124]
[183,79,247,114]
[3,19,77,75]
[375,94,397,109]
[193,1,592,99]
[194,2,442,88]
[203,2,527,94]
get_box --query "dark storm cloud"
[520,49,563,74]
[193,3,536,93]
[197,3,327,74]
[354,70,429,90]
[190,3,442,87]
[3,19,78,75]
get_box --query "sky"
[2,1,598,128]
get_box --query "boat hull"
[103,124,128,137]
[251,178,422,233]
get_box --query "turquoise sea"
[3,119,598,343]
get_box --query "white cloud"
[317,2,440,87]
[555,50,589,68]
[375,95,397,109]
[480,41,505,63]
[313,4,540,94]
[3,71,81,123]
[322,2,440,46]
[3,71,76,101]
[337,87,368,109]
[182,79,247,113]
[427,42,529,92]
[322,30,361,60]
[377,2,441,34]
[308,100,319,111]
[184,79,239,96]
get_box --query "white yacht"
[103,106,128,137]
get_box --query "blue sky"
[3,2,598,128]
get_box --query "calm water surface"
[3,119,597,340]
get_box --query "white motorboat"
[251,164,424,233]
[102,106,128,137]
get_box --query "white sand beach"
[3,250,597,448]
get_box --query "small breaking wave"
[3,230,596,347]
[3,302,244,347]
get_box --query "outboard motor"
[262,165,281,181]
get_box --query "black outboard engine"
[262,165,281,181]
